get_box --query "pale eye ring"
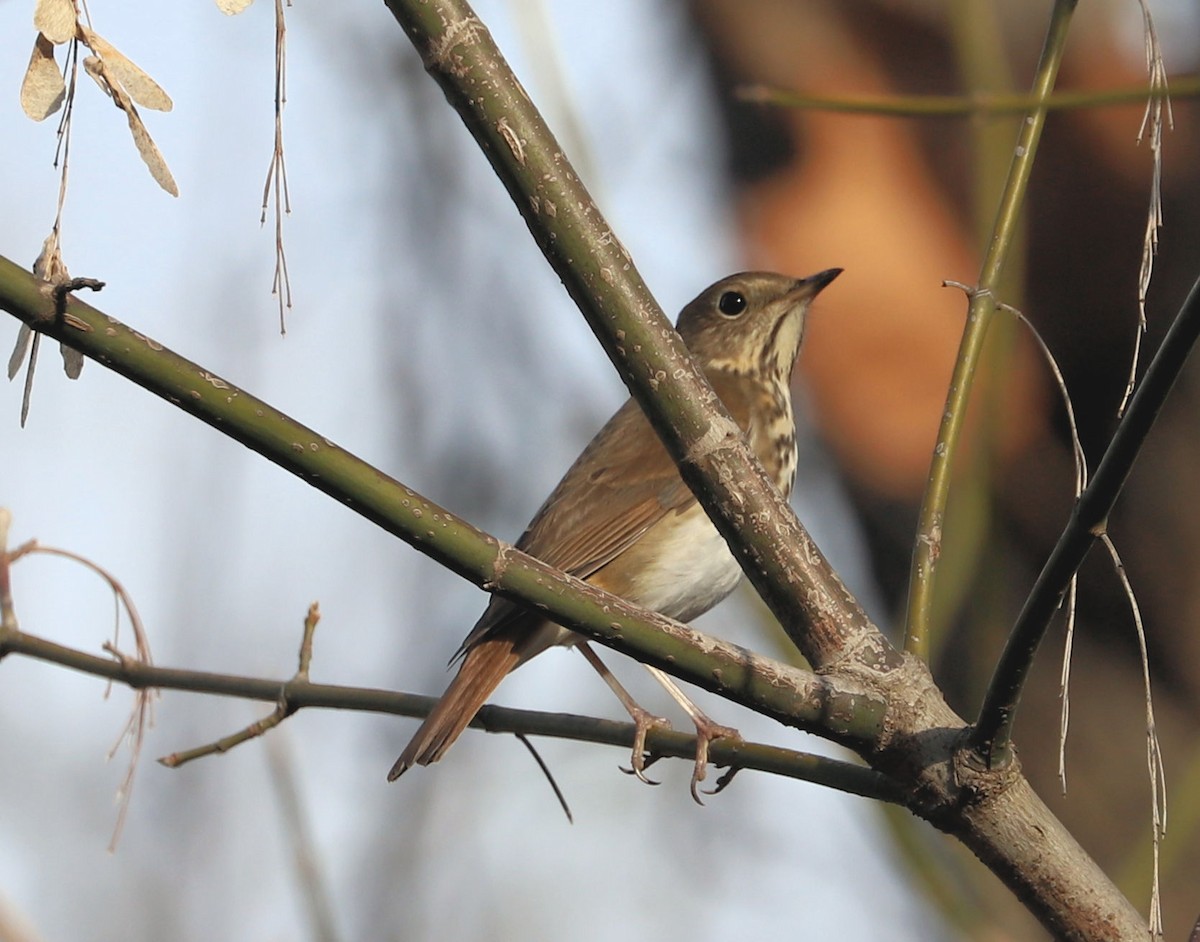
[717,290,747,317]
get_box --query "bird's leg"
[576,642,671,785]
[644,665,742,804]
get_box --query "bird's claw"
[618,707,672,785]
[704,764,741,797]
[688,721,742,805]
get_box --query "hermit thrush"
[389,269,841,794]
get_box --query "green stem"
[904,0,1077,656]
[738,72,1198,118]
[902,0,1021,663]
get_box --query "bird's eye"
[717,290,747,317]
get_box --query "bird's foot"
[618,705,673,786]
[687,718,742,805]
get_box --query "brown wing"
[455,373,754,657]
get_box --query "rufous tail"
[387,636,522,780]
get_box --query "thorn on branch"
[942,279,995,305]
[51,275,105,316]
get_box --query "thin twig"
[158,603,320,768]
[973,271,1200,765]
[737,73,1198,119]
[260,0,292,333]
[1099,534,1166,938]
[1121,0,1173,417]
[0,621,901,802]
[990,298,1088,792]
[0,509,16,632]
[3,531,154,850]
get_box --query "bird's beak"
[788,267,843,302]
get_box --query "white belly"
[529,504,743,658]
[623,503,743,623]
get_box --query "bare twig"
[20,542,152,665]
[2,527,154,850]
[1099,534,1166,936]
[988,297,1088,792]
[0,509,16,632]
[158,603,320,768]
[101,642,152,852]
[1121,0,1173,417]
[737,73,1199,119]
[0,621,899,802]
[260,0,292,333]
[973,271,1200,765]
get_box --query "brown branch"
[385,0,873,672]
[0,621,899,803]
[159,602,320,768]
